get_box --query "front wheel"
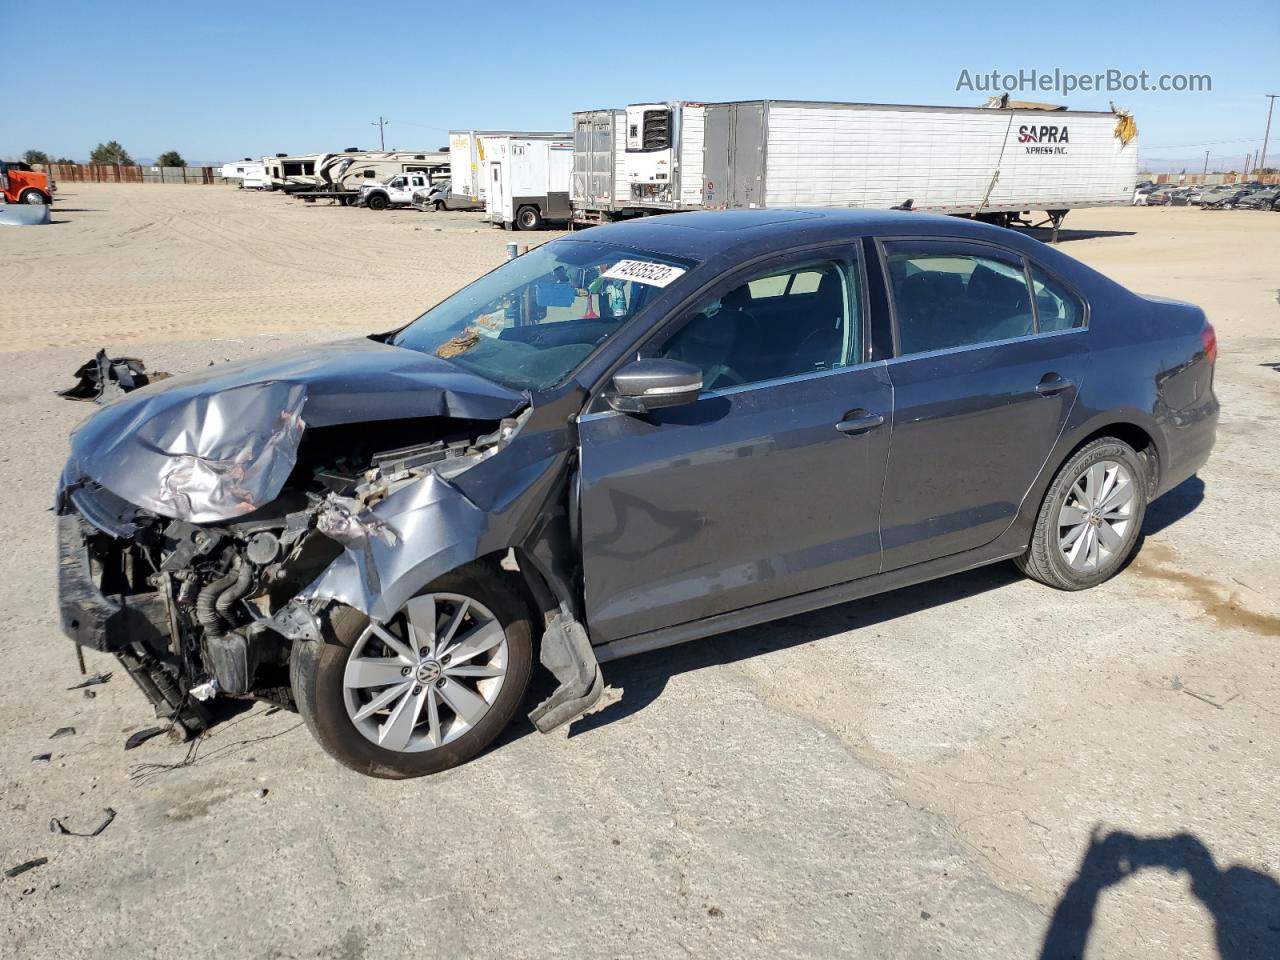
[366,193,389,211]
[19,189,47,205]
[515,205,543,230]
[291,565,534,778]
[1016,437,1149,590]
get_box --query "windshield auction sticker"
[601,260,687,288]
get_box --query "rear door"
[875,238,1090,570]
[577,247,893,643]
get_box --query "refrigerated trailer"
[571,99,1138,237]
[483,136,574,230]
[449,130,570,203]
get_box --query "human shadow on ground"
[1039,828,1280,960]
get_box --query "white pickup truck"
[358,172,435,210]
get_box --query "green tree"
[23,149,50,164]
[157,150,186,168]
[89,141,134,165]
[54,156,76,164]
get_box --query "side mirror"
[607,359,703,414]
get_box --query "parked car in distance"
[359,171,436,210]
[55,210,1219,778]
[1146,186,1176,205]
[1235,186,1280,210]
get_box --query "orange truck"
[0,160,53,205]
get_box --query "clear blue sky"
[6,0,1277,172]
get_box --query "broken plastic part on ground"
[58,349,169,404]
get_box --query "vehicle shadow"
[494,477,1207,753]
[1143,475,1205,536]
[1021,227,1138,243]
[563,561,1024,739]
[1039,828,1280,959]
[1260,362,1280,373]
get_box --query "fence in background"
[37,164,228,184]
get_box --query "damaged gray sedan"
[56,210,1217,778]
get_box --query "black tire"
[291,564,534,779]
[366,193,389,211]
[1016,437,1149,590]
[19,188,47,205]
[515,205,542,231]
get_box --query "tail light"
[1201,323,1217,363]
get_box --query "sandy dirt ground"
[0,185,1277,959]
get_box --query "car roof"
[567,208,1035,262]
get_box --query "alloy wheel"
[1057,459,1136,573]
[342,593,508,753]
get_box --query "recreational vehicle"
[260,154,322,192]
[483,136,573,230]
[571,99,1138,237]
[315,150,448,191]
[220,159,266,189]
[449,131,571,203]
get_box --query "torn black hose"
[196,563,240,641]
[215,557,253,622]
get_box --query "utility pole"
[1203,151,1209,177]
[1244,152,1252,177]
[1260,94,1278,173]
[371,116,390,151]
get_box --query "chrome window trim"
[879,325,1088,368]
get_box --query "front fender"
[299,430,573,624]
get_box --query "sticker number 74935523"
[600,260,687,288]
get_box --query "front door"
[875,238,1091,570]
[577,249,892,643]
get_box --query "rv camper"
[314,150,448,191]
[261,154,322,192]
[448,131,571,203]
[571,99,1138,237]
[482,136,574,230]
[220,159,266,189]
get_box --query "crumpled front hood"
[61,338,527,523]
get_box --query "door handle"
[836,411,886,435]
[1035,375,1075,396]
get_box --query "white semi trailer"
[449,130,571,204]
[571,99,1138,238]
[482,136,574,230]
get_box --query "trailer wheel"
[367,193,389,211]
[515,205,543,231]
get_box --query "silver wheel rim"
[23,191,43,204]
[1057,459,1136,573]
[342,593,508,753]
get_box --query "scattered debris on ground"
[31,753,51,764]
[124,727,166,751]
[49,727,75,739]
[4,858,48,879]
[58,351,168,404]
[66,672,111,690]
[49,808,116,838]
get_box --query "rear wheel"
[515,205,543,231]
[1017,438,1148,590]
[291,565,533,778]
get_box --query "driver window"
[657,261,858,391]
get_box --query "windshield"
[390,239,696,390]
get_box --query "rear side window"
[1030,264,1085,332]
[884,244,1034,355]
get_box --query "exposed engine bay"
[58,413,524,734]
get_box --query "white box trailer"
[572,99,1138,237]
[449,130,570,203]
[484,136,574,230]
